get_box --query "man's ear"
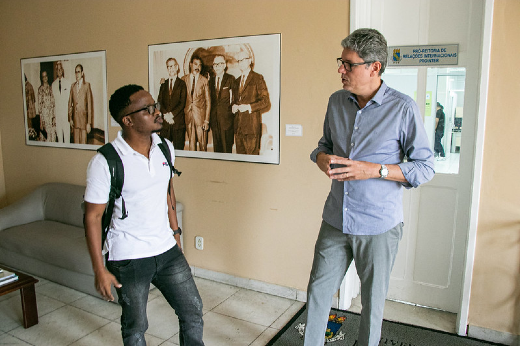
[371,61,382,76]
[122,115,132,127]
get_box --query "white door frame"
[456,0,494,336]
[346,0,495,336]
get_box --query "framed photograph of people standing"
[149,34,280,164]
[21,50,108,150]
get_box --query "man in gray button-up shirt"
[304,29,434,346]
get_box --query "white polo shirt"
[85,131,177,261]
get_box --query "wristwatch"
[379,164,389,179]
[173,227,182,236]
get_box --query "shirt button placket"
[343,186,349,213]
[351,110,362,151]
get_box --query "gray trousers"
[304,221,403,346]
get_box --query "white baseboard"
[468,325,520,345]
[191,266,309,303]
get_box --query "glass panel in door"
[426,67,466,174]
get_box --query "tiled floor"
[434,152,460,174]
[0,274,455,346]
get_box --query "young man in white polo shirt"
[83,84,204,346]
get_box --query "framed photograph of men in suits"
[149,34,280,164]
[21,50,108,150]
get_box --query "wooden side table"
[0,266,39,328]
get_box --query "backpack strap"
[157,136,182,179]
[97,143,127,250]
[157,136,181,212]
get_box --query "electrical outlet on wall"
[195,236,204,250]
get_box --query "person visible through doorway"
[435,102,446,160]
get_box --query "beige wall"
[1,0,518,338]
[468,0,520,336]
[0,0,348,291]
[0,131,6,208]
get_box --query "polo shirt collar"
[114,131,161,156]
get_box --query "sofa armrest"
[0,186,45,231]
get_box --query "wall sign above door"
[388,44,458,66]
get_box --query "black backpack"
[97,136,181,250]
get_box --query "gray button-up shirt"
[310,82,435,235]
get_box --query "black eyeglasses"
[337,58,374,72]
[122,102,161,118]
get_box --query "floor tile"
[161,338,179,346]
[145,296,180,340]
[68,322,121,346]
[195,277,240,312]
[213,288,295,327]
[36,281,86,304]
[271,301,305,330]
[250,327,280,346]
[70,294,122,321]
[0,290,17,303]
[36,293,67,317]
[0,293,67,333]
[9,305,109,346]
[145,333,167,346]
[0,332,32,345]
[69,321,165,346]
[148,287,162,302]
[0,295,27,333]
[203,311,267,346]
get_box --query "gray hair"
[341,28,388,75]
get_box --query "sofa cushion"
[0,220,93,275]
[42,183,85,228]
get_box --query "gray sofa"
[0,182,183,299]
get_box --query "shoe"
[436,156,446,161]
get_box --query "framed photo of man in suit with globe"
[149,34,280,164]
[21,50,108,150]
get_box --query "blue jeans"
[304,221,402,346]
[107,246,204,346]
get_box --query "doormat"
[267,305,506,346]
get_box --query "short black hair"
[109,84,144,125]
[190,54,202,64]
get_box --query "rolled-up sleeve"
[398,101,435,188]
